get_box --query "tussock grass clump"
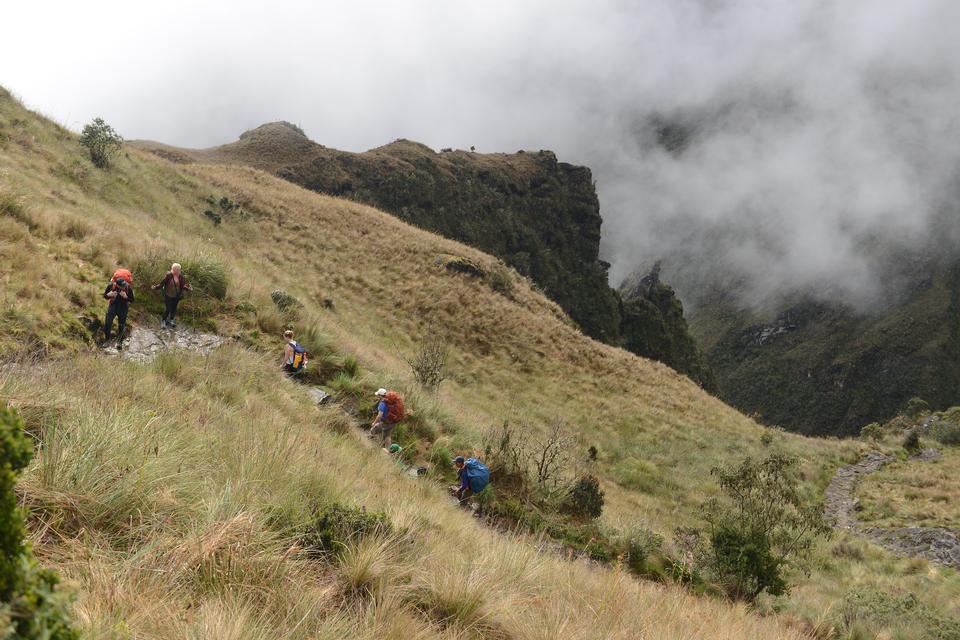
[133,249,229,300]
[301,503,393,561]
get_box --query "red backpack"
[384,391,405,423]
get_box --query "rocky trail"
[825,447,960,569]
[102,323,224,363]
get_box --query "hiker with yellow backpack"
[281,330,308,376]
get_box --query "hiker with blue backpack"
[452,455,490,512]
[281,330,308,376]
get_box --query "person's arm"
[152,273,169,291]
[282,343,293,366]
[103,284,116,300]
[372,402,385,427]
[123,287,134,303]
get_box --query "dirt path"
[825,448,960,569]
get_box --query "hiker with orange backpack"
[151,262,192,329]
[370,388,404,448]
[102,269,135,347]
[281,330,308,376]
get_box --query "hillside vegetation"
[685,266,960,436]
[2,87,960,638]
[132,124,715,389]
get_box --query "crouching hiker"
[370,388,404,449]
[281,330,308,376]
[151,262,191,329]
[451,455,490,513]
[102,269,135,347]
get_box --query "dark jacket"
[152,272,189,299]
[103,283,134,308]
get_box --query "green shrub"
[486,264,515,297]
[329,372,364,398]
[78,117,122,168]
[428,441,454,474]
[301,503,392,561]
[563,475,604,519]
[434,254,486,278]
[0,403,79,639]
[859,422,883,441]
[134,251,229,300]
[341,355,360,378]
[905,397,930,420]
[928,421,960,446]
[841,585,960,640]
[271,289,301,313]
[694,454,829,601]
[903,428,921,454]
[623,526,664,576]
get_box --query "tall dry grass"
[1,350,809,639]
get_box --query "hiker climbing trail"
[825,448,960,569]
[102,325,224,363]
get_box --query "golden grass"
[4,87,960,637]
[2,350,810,640]
[857,448,960,528]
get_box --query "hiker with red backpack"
[102,269,135,347]
[370,388,404,449]
[282,330,308,376]
[151,262,192,329]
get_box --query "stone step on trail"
[102,324,224,363]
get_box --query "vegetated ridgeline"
[131,124,716,390]
[3,87,959,639]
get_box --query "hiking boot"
[160,319,167,329]
[167,320,177,328]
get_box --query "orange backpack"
[111,268,133,286]
[384,391,405,423]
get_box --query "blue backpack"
[464,458,490,493]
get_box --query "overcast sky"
[3,1,959,309]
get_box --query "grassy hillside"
[132,125,716,389]
[2,87,960,638]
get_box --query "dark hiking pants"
[104,304,128,341]
[163,295,181,322]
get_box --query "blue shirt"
[378,400,388,421]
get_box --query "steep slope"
[682,262,960,436]
[132,126,716,389]
[5,89,960,638]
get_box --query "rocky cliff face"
[685,260,960,436]
[134,126,715,388]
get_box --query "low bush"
[270,289,301,313]
[563,475,604,519]
[134,251,229,300]
[402,331,449,390]
[841,585,960,640]
[928,421,960,446]
[905,397,930,420]
[486,264,515,297]
[301,503,392,561]
[0,403,79,639]
[903,428,921,454]
[859,422,883,441]
[623,526,664,576]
